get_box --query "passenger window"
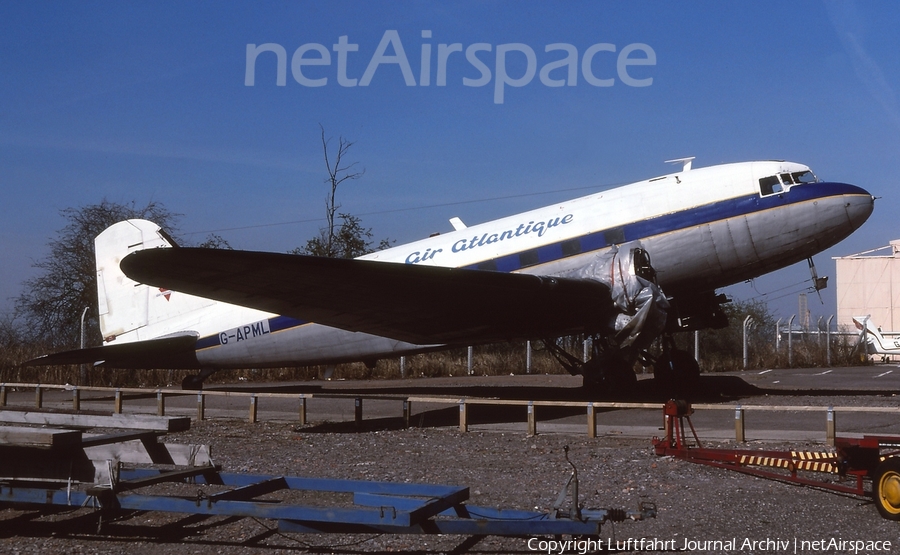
[561,238,581,256]
[518,250,539,268]
[604,227,625,245]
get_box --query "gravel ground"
[2,385,900,553]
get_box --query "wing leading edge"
[120,248,618,345]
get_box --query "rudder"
[95,219,216,344]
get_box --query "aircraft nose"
[843,184,875,229]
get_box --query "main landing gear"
[181,368,219,390]
[542,336,638,394]
[542,334,701,396]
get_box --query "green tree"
[298,212,392,258]
[14,200,180,349]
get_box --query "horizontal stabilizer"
[23,333,201,369]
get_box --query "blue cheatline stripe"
[193,182,866,349]
[463,182,866,272]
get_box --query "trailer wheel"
[873,457,900,520]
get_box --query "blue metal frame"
[0,466,653,537]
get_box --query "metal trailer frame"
[1,464,655,538]
[652,400,900,520]
[0,407,655,543]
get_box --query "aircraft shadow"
[275,376,763,434]
[214,375,761,403]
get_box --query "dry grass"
[0,334,867,388]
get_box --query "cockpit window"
[791,170,818,184]
[759,175,783,196]
[760,169,819,196]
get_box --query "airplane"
[26,158,874,391]
[852,316,900,361]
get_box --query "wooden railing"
[2,382,898,443]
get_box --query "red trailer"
[652,400,900,520]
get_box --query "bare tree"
[294,126,392,258]
[319,124,363,256]
[196,233,232,249]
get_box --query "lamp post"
[79,307,88,385]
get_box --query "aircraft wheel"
[581,357,637,394]
[873,457,900,520]
[607,357,638,391]
[181,374,204,390]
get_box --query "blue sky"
[2,1,899,327]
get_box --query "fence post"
[403,399,411,428]
[197,392,205,421]
[735,405,745,442]
[400,356,406,378]
[775,318,782,351]
[72,387,80,411]
[354,398,363,428]
[694,330,700,366]
[467,346,474,375]
[742,316,753,369]
[114,389,123,413]
[157,390,165,416]
[459,399,468,432]
[249,394,258,423]
[0,384,6,407]
[35,385,43,409]
[787,315,796,367]
[587,403,596,438]
[526,341,532,374]
[527,401,536,436]
[299,396,307,425]
[826,407,835,446]
[826,315,834,367]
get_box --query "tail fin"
[852,315,897,355]
[95,219,217,344]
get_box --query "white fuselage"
[109,161,872,369]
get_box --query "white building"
[834,240,900,332]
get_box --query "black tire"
[181,374,203,390]
[873,457,900,520]
[581,356,637,394]
[607,357,638,392]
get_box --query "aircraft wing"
[120,248,617,345]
